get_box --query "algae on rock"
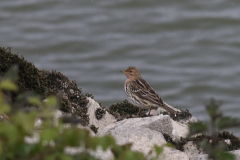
[0,47,89,124]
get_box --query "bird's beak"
[120,71,124,73]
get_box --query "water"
[1,0,240,135]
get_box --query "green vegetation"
[165,99,240,160]
[1,47,240,160]
[0,51,165,160]
[187,99,240,160]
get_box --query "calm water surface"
[1,0,240,135]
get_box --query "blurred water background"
[1,0,240,135]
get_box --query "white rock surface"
[98,114,190,159]
[87,97,117,133]
[231,150,240,160]
[183,141,204,159]
[91,147,113,160]
[183,148,240,160]
[98,116,167,155]
[160,147,189,160]
[148,107,165,116]
[190,154,208,160]
[145,114,189,142]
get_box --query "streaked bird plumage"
[122,66,178,116]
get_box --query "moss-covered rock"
[0,47,45,96]
[108,100,139,115]
[164,131,240,153]
[90,124,98,134]
[0,47,89,124]
[163,109,192,122]
[95,108,106,120]
[106,100,147,120]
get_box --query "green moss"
[0,47,90,124]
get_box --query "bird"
[122,66,178,116]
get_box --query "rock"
[224,139,231,145]
[160,147,189,160]
[183,141,240,160]
[98,116,167,156]
[98,114,189,159]
[146,114,189,142]
[91,147,113,160]
[190,154,208,160]
[87,97,117,133]
[148,107,163,116]
[230,150,240,160]
[179,116,198,124]
[183,141,204,159]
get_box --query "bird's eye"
[130,71,132,73]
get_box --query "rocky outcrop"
[183,141,205,160]
[87,97,116,133]
[98,116,167,155]
[161,147,189,160]
[31,97,240,160]
[85,98,240,160]
[231,150,240,160]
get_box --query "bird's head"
[122,66,141,80]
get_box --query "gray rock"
[146,114,189,142]
[91,147,113,160]
[190,154,208,160]
[183,140,240,160]
[87,97,117,133]
[230,150,240,160]
[183,141,204,159]
[98,116,167,155]
[160,147,189,160]
[179,116,198,124]
[98,114,189,159]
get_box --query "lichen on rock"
[95,108,106,120]
[107,100,148,121]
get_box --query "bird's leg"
[137,109,141,116]
[148,107,152,116]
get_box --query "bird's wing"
[129,77,164,106]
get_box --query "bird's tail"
[160,103,178,115]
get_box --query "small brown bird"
[122,66,178,116]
